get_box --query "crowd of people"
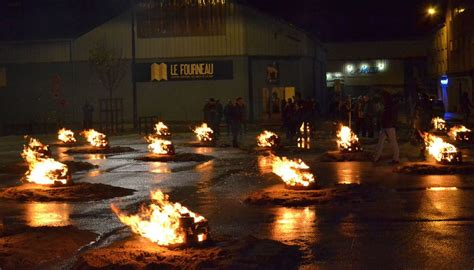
[203,97,246,147]
[281,98,320,140]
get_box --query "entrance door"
[262,86,296,120]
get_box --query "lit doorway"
[262,86,295,120]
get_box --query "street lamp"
[427,7,437,16]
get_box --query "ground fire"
[21,137,70,185]
[448,125,472,142]
[298,122,311,149]
[81,129,109,148]
[57,128,76,144]
[270,155,316,189]
[432,117,447,132]
[111,189,209,246]
[146,136,175,155]
[153,122,171,137]
[423,133,462,163]
[336,125,362,152]
[193,123,214,142]
[257,130,280,148]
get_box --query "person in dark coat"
[82,101,94,129]
[229,97,245,148]
[374,91,400,163]
[283,99,296,140]
[215,99,223,138]
[224,100,233,136]
[460,92,473,125]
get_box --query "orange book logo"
[151,63,168,81]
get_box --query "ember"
[146,136,175,155]
[81,129,108,148]
[432,117,447,132]
[57,128,76,144]
[448,125,472,142]
[270,155,316,189]
[153,122,171,137]
[257,130,280,148]
[297,122,311,149]
[423,133,462,163]
[111,190,209,246]
[21,137,70,185]
[336,125,362,152]
[193,123,214,142]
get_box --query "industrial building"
[0,1,326,134]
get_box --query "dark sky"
[0,0,444,41]
[246,0,445,41]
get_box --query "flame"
[21,137,69,185]
[432,117,447,131]
[423,133,458,162]
[448,125,471,140]
[153,122,171,137]
[257,130,279,148]
[298,123,311,149]
[270,155,315,187]
[81,129,108,148]
[193,123,213,142]
[57,128,76,143]
[146,136,175,155]
[111,190,207,246]
[336,125,359,151]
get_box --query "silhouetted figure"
[82,101,94,129]
[374,91,399,163]
[224,100,233,136]
[229,97,245,148]
[460,92,473,125]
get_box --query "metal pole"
[348,94,351,129]
[131,0,138,129]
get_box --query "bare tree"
[89,41,127,99]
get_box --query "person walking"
[374,91,399,164]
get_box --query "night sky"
[0,0,444,41]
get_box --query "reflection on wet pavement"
[25,202,72,227]
[1,134,474,268]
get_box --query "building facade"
[0,2,326,133]
[326,40,429,101]
[428,0,474,112]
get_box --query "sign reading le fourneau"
[134,60,233,82]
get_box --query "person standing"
[374,91,399,164]
[215,99,223,138]
[82,101,94,129]
[223,100,233,136]
[229,97,245,148]
[363,95,374,137]
[460,92,473,125]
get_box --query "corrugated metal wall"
[0,40,71,63]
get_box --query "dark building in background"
[0,0,326,133]
[428,0,474,113]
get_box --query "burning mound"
[74,235,301,270]
[135,153,213,163]
[423,133,461,163]
[65,146,136,154]
[257,130,280,148]
[81,129,109,148]
[432,117,447,132]
[58,128,76,144]
[0,160,97,175]
[320,150,372,162]
[297,122,311,149]
[153,122,171,137]
[146,136,175,155]
[448,125,472,142]
[337,125,362,152]
[21,137,71,185]
[0,183,135,202]
[193,123,214,143]
[0,226,97,269]
[270,155,316,189]
[111,190,209,247]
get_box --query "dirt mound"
[320,150,372,162]
[0,183,135,202]
[0,226,97,269]
[73,235,301,269]
[245,184,379,207]
[394,162,474,175]
[65,146,136,154]
[49,142,84,148]
[0,161,97,175]
[182,142,231,148]
[135,153,214,163]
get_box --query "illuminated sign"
[343,60,388,75]
[134,60,233,82]
[440,75,449,86]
